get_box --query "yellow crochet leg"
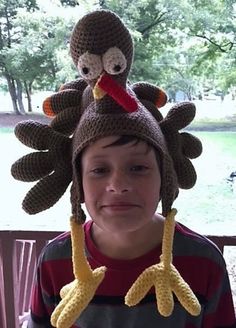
[125,209,201,317]
[51,216,106,328]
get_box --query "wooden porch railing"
[0,230,235,328]
[0,230,62,328]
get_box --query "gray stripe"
[27,316,52,328]
[174,228,226,268]
[75,302,203,328]
[203,270,233,315]
[41,235,72,261]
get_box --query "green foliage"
[98,0,236,99]
[60,0,78,6]
[0,1,76,92]
[0,0,38,16]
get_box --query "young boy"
[23,131,236,328]
[11,9,236,328]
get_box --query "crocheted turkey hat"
[11,9,203,328]
[11,9,169,216]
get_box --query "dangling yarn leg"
[50,215,106,328]
[125,209,201,317]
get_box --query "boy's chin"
[96,216,152,234]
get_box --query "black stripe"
[89,293,207,306]
[31,311,52,326]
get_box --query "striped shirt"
[28,220,236,328]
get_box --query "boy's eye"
[90,167,108,175]
[130,165,149,172]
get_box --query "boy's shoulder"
[174,222,225,267]
[40,221,91,262]
[40,230,72,262]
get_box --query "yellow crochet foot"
[125,261,201,316]
[125,209,201,317]
[50,216,106,328]
[51,266,106,328]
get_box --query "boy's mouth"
[101,203,139,211]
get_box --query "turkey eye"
[102,47,127,75]
[82,67,89,75]
[77,52,103,80]
[114,64,121,72]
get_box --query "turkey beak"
[93,74,107,99]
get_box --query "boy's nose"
[106,171,130,194]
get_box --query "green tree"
[0,0,39,113]
[98,0,236,100]
[183,0,236,96]
[60,0,79,6]
[0,0,76,113]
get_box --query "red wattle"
[98,74,138,113]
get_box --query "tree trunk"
[24,81,33,112]
[4,73,21,114]
[16,79,26,114]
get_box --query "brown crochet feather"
[11,121,72,214]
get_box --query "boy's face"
[81,136,161,235]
